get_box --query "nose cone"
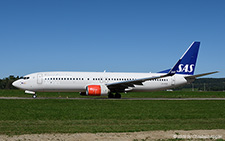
[12,80,20,88]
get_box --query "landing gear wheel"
[32,94,37,99]
[108,93,115,98]
[115,93,121,98]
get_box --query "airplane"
[12,41,218,98]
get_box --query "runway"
[1,97,225,100]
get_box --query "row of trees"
[177,78,225,91]
[0,75,20,89]
[0,75,225,91]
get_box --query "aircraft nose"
[12,80,20,88]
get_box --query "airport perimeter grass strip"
[0,99,225,135]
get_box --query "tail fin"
[158,41,200,75]
[176,41,200,75]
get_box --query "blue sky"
[0,0,224,78]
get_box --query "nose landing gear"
[25,90,37,99]
[32,94,37,99]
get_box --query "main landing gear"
[108,92,121,98]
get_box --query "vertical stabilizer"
[177,42,200,75]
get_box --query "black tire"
[32,94,37,99]
[115,93,121,98]
[108,93,115,98]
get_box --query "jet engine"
[86,85,109,96]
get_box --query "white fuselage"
[12,42,217,97]
[13,71,188,93]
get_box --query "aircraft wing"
[106,74,169,92]
[106,59,182,92]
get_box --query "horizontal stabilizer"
[185,71,219,79]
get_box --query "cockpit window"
[23,77,30,80]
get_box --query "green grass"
[123,91,225,98]
[0,90,225,98]
[0,99,225,135]
[1,90,225,135]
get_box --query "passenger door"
[37,74,43,84]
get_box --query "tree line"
[0,75,225,91]
[0,75,21,89]
[177,78,225,91]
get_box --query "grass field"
[0,90,225,135]
[0,89,225,98]
[0,99,225,135]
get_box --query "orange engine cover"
[86,85,101,96]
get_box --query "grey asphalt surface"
[1,97,225,100]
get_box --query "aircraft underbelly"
[130,81,171,92]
